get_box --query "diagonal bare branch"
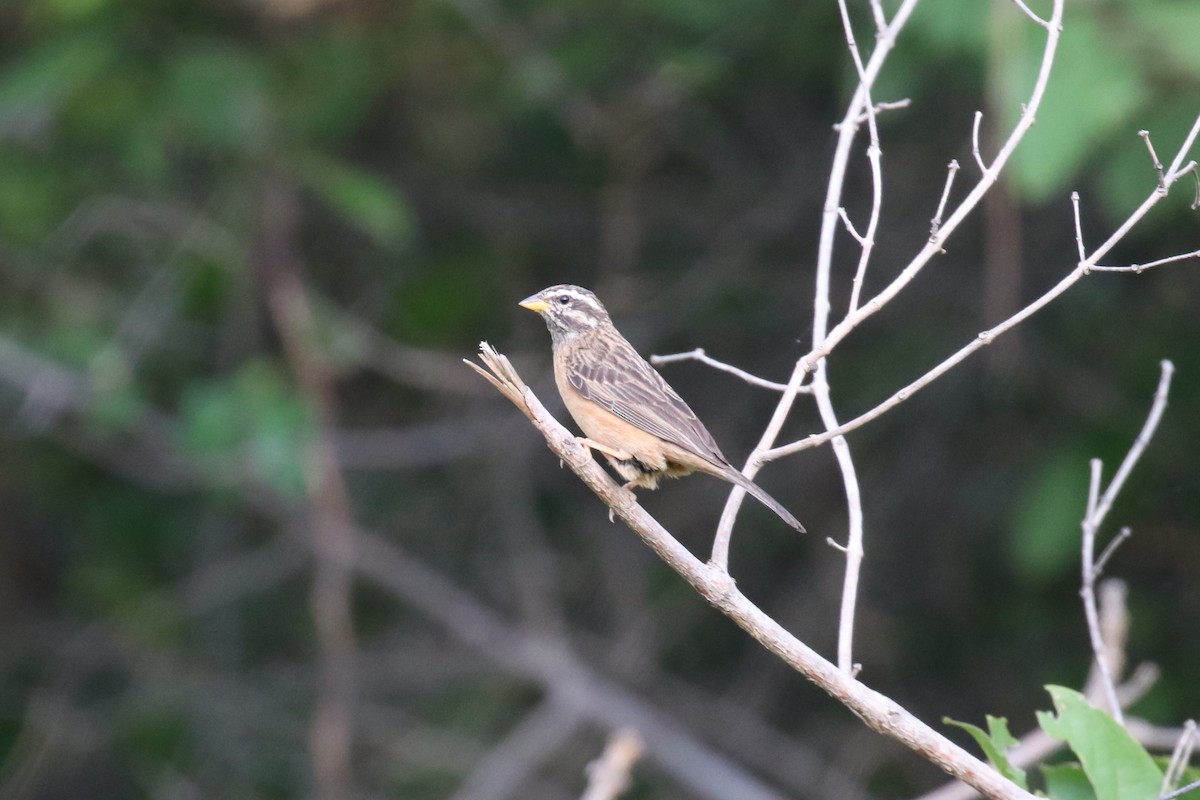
[467,346,1037,800]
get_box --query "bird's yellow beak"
[519,294,549,312]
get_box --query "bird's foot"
[608,482,640,524]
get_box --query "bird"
[519,284,804,532]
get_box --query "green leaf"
[944,715,1028,789]
[1128,1,1200,74]
[1042,762,1096,800]
[0,31,115,131]
[292,153,414,249]
[1037,686,1163,800]
[1002,14,1144,201]
[162,44,269,152]
[177,362,314,496]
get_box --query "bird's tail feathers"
[727,470,805,533]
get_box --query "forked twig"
[1080,361,1175,724]
[762,119,1200,463]
[1160,720,1197,800]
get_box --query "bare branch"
[1081,463,1123,722]
[1081,361,1175,724]
[869,0,887,32]
[581,728,644,800]
[650,348,798,392]
[1090,248,1200,273]
[469,347,1038,800]
[763,117,1199,462]
[718,0,1068,676]
[258,179,357,800]
[744,0,1067,475]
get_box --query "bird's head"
[519,284,611,344]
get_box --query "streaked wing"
[565,331,728,467]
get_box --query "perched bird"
[519,284,804,532]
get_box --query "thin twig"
[930,160,960,238]
[838,207,866,244]
[838,98,912,128]
[650,348,798,392]
[972,111,987,172]
[1165,114,1200,180]
[1163,779,1200,800]
[1071,191,1086,262]
[1090,248,1200,273]
[1160,720,1197,799]
[1009,0,1052,30]
[1081,459,1122,722]
[839,0,886,319]
[1080,361,1175,724]
[1094,527,1132,576]
[1141,130,1165,189]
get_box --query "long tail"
[725,469,806,533]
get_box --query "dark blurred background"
[0,0,1197,798]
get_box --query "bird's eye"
[556,294,571,305]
